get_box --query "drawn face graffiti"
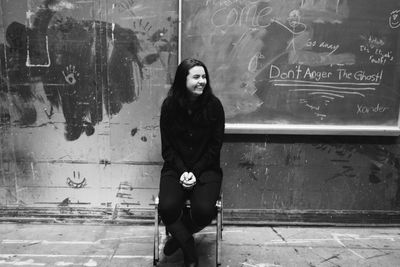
[66,171,87,189]
[389,10,400,29]
[287,10,301,28]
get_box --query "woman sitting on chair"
[158,58,225,267]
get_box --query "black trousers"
[159,170,222,229]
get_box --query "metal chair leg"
[216,197,223,266]
[220,193,224,233]
[153,197,159,266]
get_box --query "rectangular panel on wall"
[0,0,31,206]
[107,0,178,204]
[0,0,178,212]
[181,0,400,135]
[107,0,178,164]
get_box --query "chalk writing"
[269,64,383,105]
[338,69,383,83]
[210,1,273,29]
[206,0,265,8]
[269,64,386,119]
[306,39,340,55]
[360,43,394,65]
[269,64,383,84]
[361,35,385,49]
[357,104,389,114]
[303,67,333,81]
[389,10,400,29]
[248,52,264,73]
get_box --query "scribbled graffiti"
[116,181,140,206]
[58,197,71,206]
[0,0,177,141]
[313,141,400,206]
[116,182,134,199]
[114,0,137,16]
[133,18,178,83]
[131,127,138,136]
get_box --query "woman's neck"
[188,93,198,102]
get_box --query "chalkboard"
[180,0,400,135]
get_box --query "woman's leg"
[158,171,198,265]
[158,170,186,225]
[188,170,222,232]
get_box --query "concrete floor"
[0,223,399,266]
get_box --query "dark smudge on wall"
[0,0,176,141]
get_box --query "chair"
[153,195,223,266]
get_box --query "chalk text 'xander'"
[357,103,389,114]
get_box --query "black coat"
[160,94,225,183]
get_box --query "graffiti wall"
[0,0,177,211]
[0,0,399,223]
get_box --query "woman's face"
[186,66,206,98]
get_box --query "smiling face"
[186,66,207,99]
[389,10,400,29]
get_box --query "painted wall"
[0,0,399,224]
[0,0,176,213]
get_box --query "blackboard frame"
[224,123,400,136]
[178,0,400,136]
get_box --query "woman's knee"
[190,202,216,226]
[159,198,182,224]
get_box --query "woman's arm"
[160,104,187,175]
[192,98,225,178]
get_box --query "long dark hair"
[166,58,213,110]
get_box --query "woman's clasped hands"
[179,171,196,189]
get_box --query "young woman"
[158,58,225,267]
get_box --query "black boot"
[163,236,180,256]
[182,236,198,267]
[166,219,198,266]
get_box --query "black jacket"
[160,94,225,183]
